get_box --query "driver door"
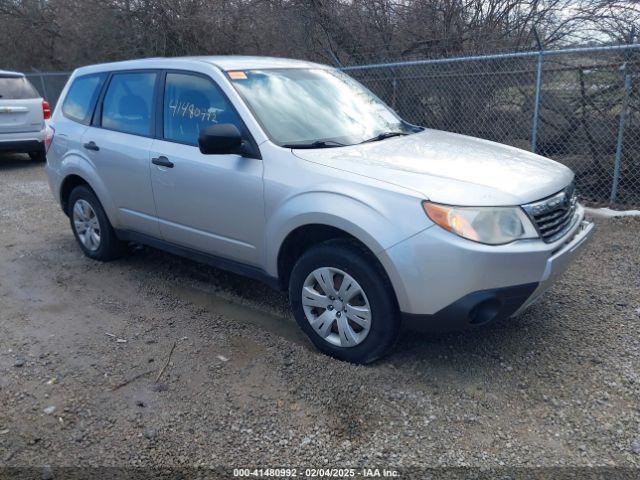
[149,71,264,266]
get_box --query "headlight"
[422,201,538,245]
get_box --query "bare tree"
[0,0,634,71]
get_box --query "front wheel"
[289,239,400,364]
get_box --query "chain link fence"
[344,44,640,208]
[24,72,70,110]
[23,44,640,207]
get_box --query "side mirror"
[198,124,243,155]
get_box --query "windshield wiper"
[360,131,408,144]
[282,140,346,149]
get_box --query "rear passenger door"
[81,71,160,237]
[149,71,264,266]
[54,73,106,163]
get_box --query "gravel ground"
[0,153,639,474]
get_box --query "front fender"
[264,186,431,278]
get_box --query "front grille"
[522,183,578,243]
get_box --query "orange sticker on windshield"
[228,71,247,80]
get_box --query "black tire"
[29,150,46,162]
[67,185,125,261]
[289,239,400,364]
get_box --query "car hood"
[292,129,574,206]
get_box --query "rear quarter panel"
[46,106,121,224]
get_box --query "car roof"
[74,55,331,75]
[0,69,24,78]
[188,55,329,70]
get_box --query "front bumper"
[377,206,594,331]
[513,219,595,315]
[402,282,539,332]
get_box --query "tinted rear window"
[62,74,106,125]
[0,75,40,99]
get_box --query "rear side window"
[62,74,106,125]
[101,72,156,136]
[163,73,242,145]
[0,75,39,100]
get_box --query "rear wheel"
[289,239,400,364]
[29,150,46,162]
[68,185,124,261]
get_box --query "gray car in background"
[44,56,594,363]
[0,70,51,161]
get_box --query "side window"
[102,72,156,136]
[163,73,242,146]
[61,74,106,125]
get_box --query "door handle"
[152,156,174,168]
[83,141,99,151]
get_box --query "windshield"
[229,68,419,147]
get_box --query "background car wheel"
[29,150,46,162]
[289,239,400,364]
[68,185,124,261]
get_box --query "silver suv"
[0,70,51,161]
[45,56,594,363]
